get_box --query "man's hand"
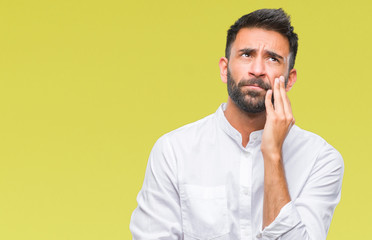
[261,76,295,159]
[261,75,294,229]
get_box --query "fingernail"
[280,76,284,82]
[275,78,279,84]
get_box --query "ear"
[219,57,228,84]
[286,68,297,92]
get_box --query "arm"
[261,76,293,229]
[130,136,182,240]
[258,144,343,240]
[259,76,344,239]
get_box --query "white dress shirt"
[130,103,344,240]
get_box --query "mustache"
[237,78,271,91]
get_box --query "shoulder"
[288,125,340,153]
[147,111,218,169]
[287,125,344,172]
[156,111,218,146]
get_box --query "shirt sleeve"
[130,136,182,240]
[256,143,344,240]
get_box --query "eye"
[242,53,251,58]
[268,57,279,62]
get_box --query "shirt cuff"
[256,201,301,239]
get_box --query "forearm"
[262,152,291,229]
[258,204,312,239]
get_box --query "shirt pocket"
[180,184,229,240]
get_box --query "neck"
[223,98,266,147]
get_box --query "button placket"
[239,150,253,240]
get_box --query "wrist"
[262,151,282,163]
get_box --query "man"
[130,8,344,240]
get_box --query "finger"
[279,76,292,116]
[273,77,284,113]
[265,89,274,114]
[287,118,296,134]
[285,95,293,117]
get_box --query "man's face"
[222,27,296,113]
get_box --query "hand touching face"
[261,76,295,158]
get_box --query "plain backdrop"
[0,0,370,239]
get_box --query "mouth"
[237,78,271,91]
[241,84,266,91]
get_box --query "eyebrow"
[238,48,284,61]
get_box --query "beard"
[227,69,272,113]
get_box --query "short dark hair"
[225,8,299,70]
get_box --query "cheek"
[267,75,281,89]
[266,73,277,85]
[268,79,275,89]
[267,68,288,83]
[229,64,245,78]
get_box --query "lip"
[242,85,265,91]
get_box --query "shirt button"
[244,188,249,195]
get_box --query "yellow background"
[0,0,370,239]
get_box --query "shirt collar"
[216,103,263,150]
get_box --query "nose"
[248,58,266,78]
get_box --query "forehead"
[231,28,290,56]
